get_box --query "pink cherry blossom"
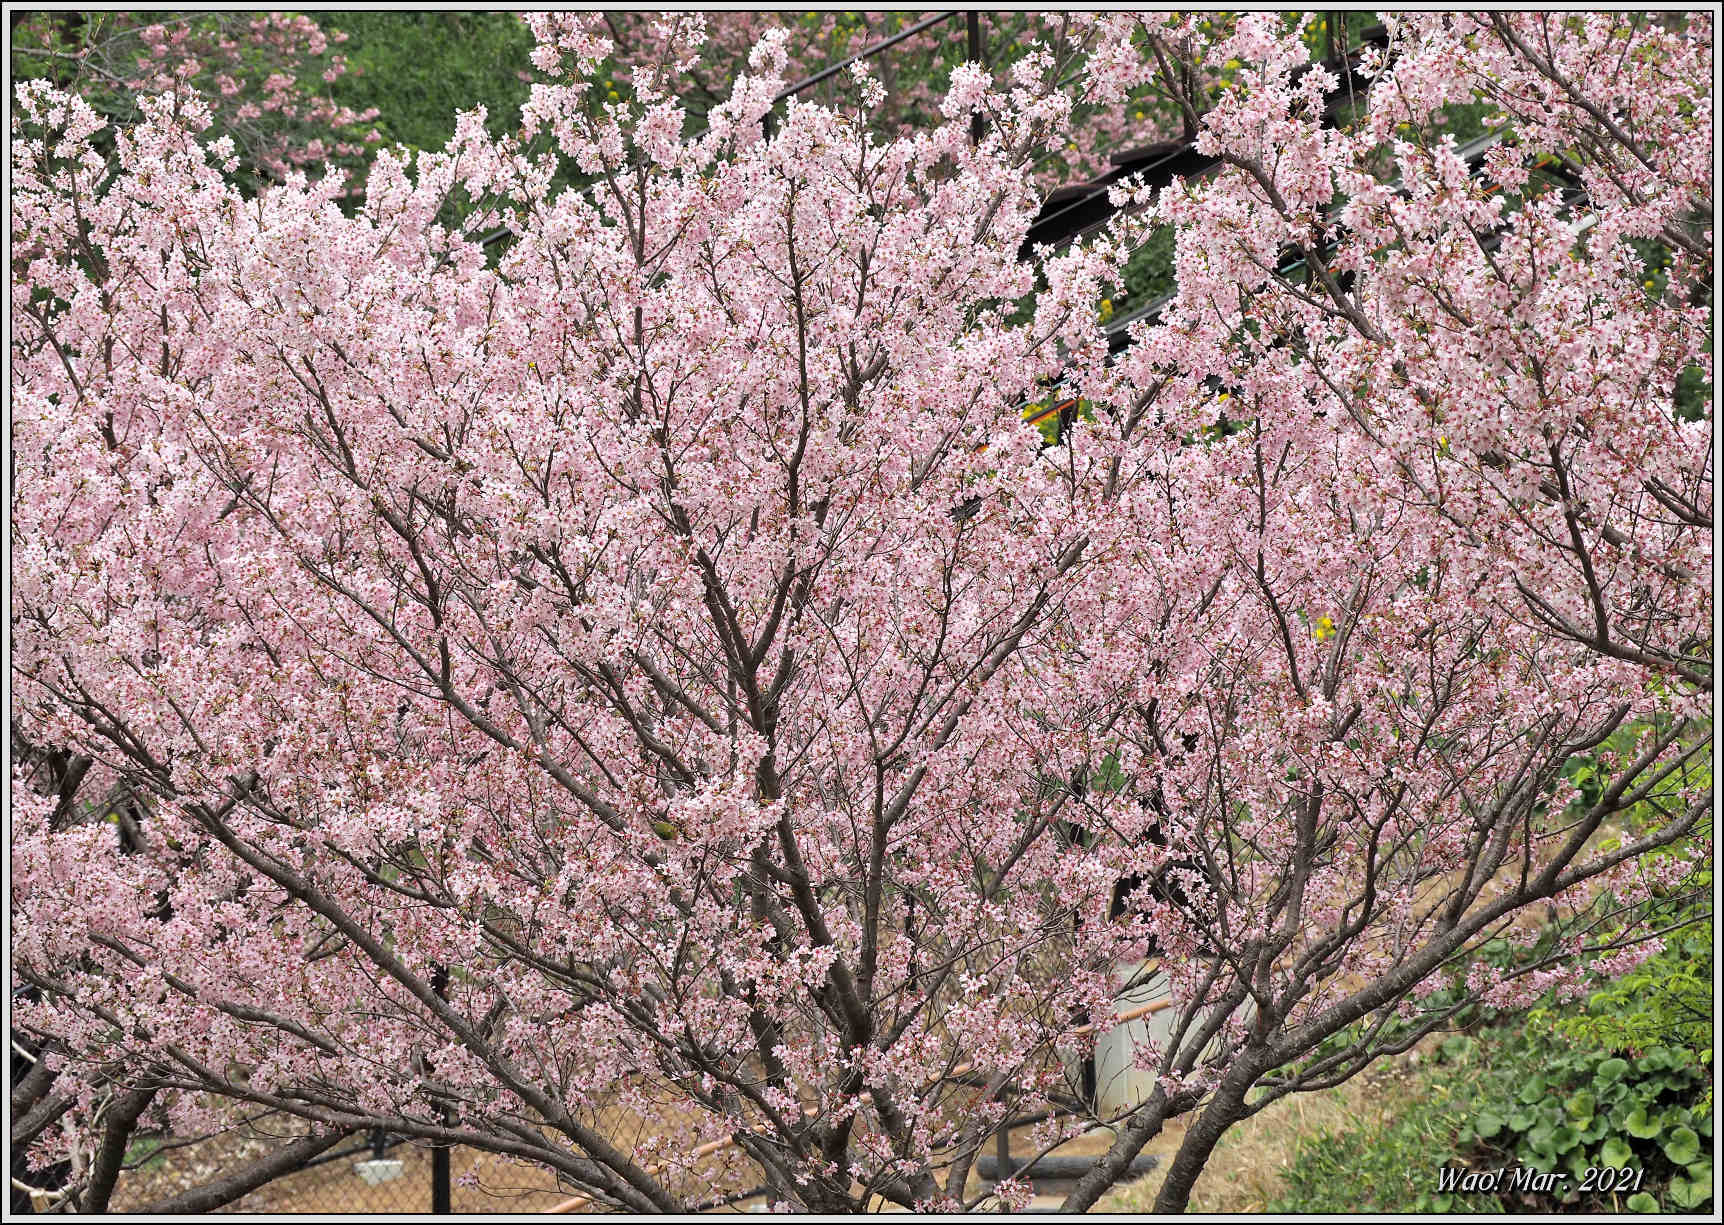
[10,11,1710,1215]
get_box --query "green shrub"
[1540,922,1712,1089]
[1270,931,1713,1215]
[1456,1026,1712,1212]
[322,11,534,155]
[1269,1043,1499,1212]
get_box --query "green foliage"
[1269,1047,1496,1212]
[122,1134,169,1175]
[1541,922,1713,1079]
[1273,772,1711,1217]
[1676,359,1712,424]
[1620,236,1712,424]
[316,13,570,234]
[1539,742,1712,1072]
[1436,100,1499,146]
[10,12,377,194]
[1270,930,1714,1215]
[1454,1025,1712,1212]
[322,11,534,155]
[1118,224,1177,308]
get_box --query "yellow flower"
[1314,615,1336,641]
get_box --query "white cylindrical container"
[1076,959,1251,1121]
[1090,959,1178,1118]
[353,1157,406,1186]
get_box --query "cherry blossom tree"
[9,12,1710,1213]
[599,10,1214,189]
[9,10,380,187]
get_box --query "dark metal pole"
[773,11,959,104]
[967,12,984,145]
[431,1143,451,1213]
[430,966,453,1213]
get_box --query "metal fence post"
[967,12,985,145]
[432,1145,452,1213]
[431,966,453,1213]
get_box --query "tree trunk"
[143,1131,353,1215]
[1059,1087,1176,1211]
[81,1087,156,1213]
[1151,1072,1252,1213]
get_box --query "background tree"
[9,10,382,191]
[9,11,1710,1213]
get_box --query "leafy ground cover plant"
[1270,941,1714,1214]
[319,11,537,157]
[1267,747,1712,1218]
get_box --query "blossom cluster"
[9,11,1710,1213]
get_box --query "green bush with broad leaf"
[1271,916,1712,1214]
[1269,1039,1502,1213]
[1456,1021,1712,1212]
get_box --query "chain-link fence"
[274,1130,446,1214]
[98,1122,576,1215]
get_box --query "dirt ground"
[110,1129,572,1214]
[105,1046,1425,1215]
[106,1097,758,1214]
[1093,1037,1432,1212]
